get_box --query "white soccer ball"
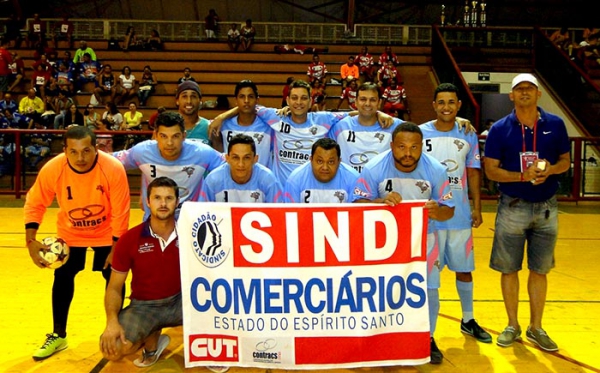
[347,75,355,81]
[39,237,70,269]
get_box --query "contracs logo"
[189,334,238,363]
[68,204,107,228]
[191,212,230,268]
[253,339,281,363]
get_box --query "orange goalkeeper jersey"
[24,151,131,247]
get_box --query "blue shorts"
[489,194,557,274]
[119,293,183,344]
[436,229,475,272]
[427,232,440,289]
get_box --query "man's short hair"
[288,80,311,97]
[357,82,380,98]
[147,176,179,199]
[311,138,340,157]
[64,125,96,147]
[234,80,259,97]
[227,133,256,155]
[155,112,185,133]
[433,82,460,101]
[392,122,423,141]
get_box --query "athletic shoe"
[429,337,443,364]
[461,319,492,343]
[133,334,170,367]
[207,366,230,373]
[496,326,522,347]
[32,333,68,361]
[526,327,558,352]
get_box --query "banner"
[177,201,430,369]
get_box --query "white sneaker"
[207,366,230,373]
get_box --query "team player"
[330,83,403,173]
[200,134,282,203]
[284,138,359,203]
[113,111,224,220]
[419,83,492,345]
[176,80,221,151]
[353,122,455,365]
[25,126,131,361]
[220,80,273,168]
[100,177,181,368]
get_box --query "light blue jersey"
[221,115,273,168]
[420,120,480,230]
[199,162,283,203]
[353,150,454,233]
[257,107,346,184]
[186,116,211,145]
[284,161,359,203]
[329,116,403,173]
[113,139,225,219]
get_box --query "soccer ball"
[39,237,70,269]
[347,75,355,81]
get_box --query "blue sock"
[428,288,440,336]
[456,279,474,322]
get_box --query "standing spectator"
[380,77,410,120]
[0,38,13,95]
[378,45,399,66]
[99,177,181,368]
[27,14,45,49]
[340,56,359,92]
[177,67,196,84]
[25,125,130,361]
[114,66,136,105]
[7,51,24,93]
[73,40,97,64]
[200,134,282,203]
[352,122,455,364]
[93,64,116,105]
[204,9,219,40]
[227,23,241,52]
[137,65,157,107]
[485,74,570,352]
[419,82,491,347]
[336,78,358,110]
[307,54,328,85]
[355,46,375,83]
[52,15,74,49]
[240,19,256,52]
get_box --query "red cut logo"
[189,334,239,362]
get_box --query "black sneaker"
[461,319,492,343]
[430,337,443,364]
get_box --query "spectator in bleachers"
[240,19,256,52]
[137,65,157,107]
[378,45,399,67]
[95,114,114,152]
[52,15,74,49]
[3,107,33,129]
[336,78,358,110]
[340,56,359,93]
[148,106,166,130]
[27,14,45,49]
[122,101,144,148]
[7,52,25,93]
[114,66,136,105]
[122,26,141,51]
[84,104,102,129]
[32,53,53,76]
[177,67,196,84]
[102,102,123,130]
[19,88,44,125]
[74,53,101,93]
[50,61,74,96]
[24,122,52,170]
[56,50,74,72]
[355,46,375,83]
[307,54,328,85]
[227,23,241,52]
[377,60,399,93]
[582,27,600,43]
[146,29,163,51]
[281,77,294,108]
[94,64,117,105]
[380,77,410,120]
[51,90,74,129]
[4,14,23,49]
[0,93,18,113]
[204,9,219,40]
[549,26,572,53]
[0,111,18,175]
[73,40,97,63]
[63,103,84,127]
[31,64,52,102]
[310,79,327,112]
[0,38,12,95]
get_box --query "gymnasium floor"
[0,200,598,373]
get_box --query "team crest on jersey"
[190,212,230,268]
[309,126,318,135]
[374,133,385,143]
[334,191,346,202]
[182,166,195,178]
[453,139,465,151]
[96,185,104,194]
[415,180,430,193]
[253,133,264,144]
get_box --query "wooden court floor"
[0,200,599,373]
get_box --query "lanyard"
[520,119,537,153]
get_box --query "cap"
[176,80,201,98]
[511,73,538,89]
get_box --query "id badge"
[520,151,539,172]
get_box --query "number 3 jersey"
[419,121,480,230]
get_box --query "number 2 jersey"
[419,120,480,230]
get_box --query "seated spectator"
[240,19,256,52]
[51,90,74,129]
[63,103,84,127]
[376,60,399,92]
[340,56,359,92]
[204,9,219,40]
[73,40,97,64]
[0,93,18,113]
[0,112,18,175]
[31,64,52,102]
[336,78,358,110]
[137,65,157,107]
[307,54,327,85]
[146,29,163,51]
[32,53,53,75]
[95,117,114,152]
[27,14,45,49]
[94,64,117,105]
[378,45,399,66]
[2,107,32,130]
[227,23,241,52]
[122,101,144,148]
[310,79,327,112]
[177,67,196,84]
[102,102,123,130]
[114,66,136,105]
[549,26,572,53]
[56,50,74,73]
[7,52,25,92]
[74,53,101,93]
[355,46,375,83]
[576,32,600,74]
[24,122,52,170]
[84,104,102,129]
[122,26,139,50]
[50,61,74,96]
[19,88,44,125]
[52,15,74,49]
[380,77,410,120]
